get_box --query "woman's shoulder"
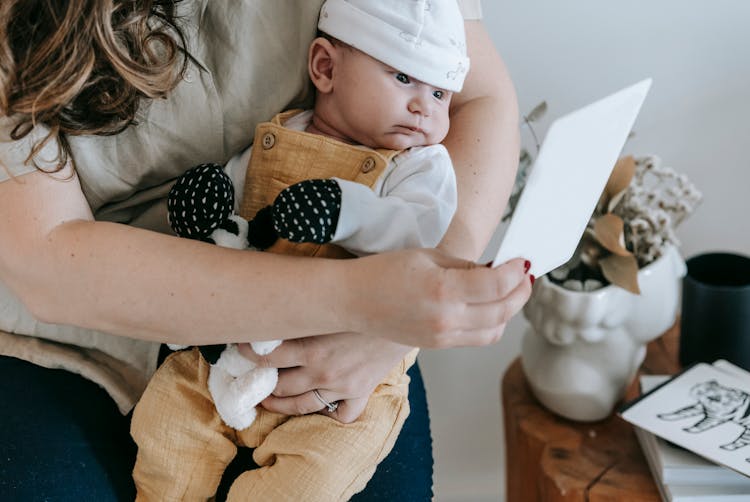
[0,115,61,181]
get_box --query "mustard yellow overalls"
[132,111,419,501]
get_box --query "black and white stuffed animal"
[166,163,343,429]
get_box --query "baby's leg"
[131,348,239,502]
[228,350,417,501]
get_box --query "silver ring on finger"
[312,389,339,413]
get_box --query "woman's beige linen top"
[0,0,482,414]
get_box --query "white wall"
[419,1,750,500]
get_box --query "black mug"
[679,252,750,371]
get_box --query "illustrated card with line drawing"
[620,362,750,478]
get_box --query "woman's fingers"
[326,396,369,424]
[237,338,307,369]
[270,367,316,397]
[459,272,533,330]
[456,257,530,304]
[261,391,327,416]
[239,332,407,424]
[248,333,408,423]
[240,332,409,395]
[440,271,531,347]
[260,388,366,423]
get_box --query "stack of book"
[620,362,750,502]
[635,375,750,501]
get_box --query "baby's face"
[324,47,452,150]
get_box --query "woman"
[0,0,528,499]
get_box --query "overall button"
[361,157,376,173]
[261,132,276,150]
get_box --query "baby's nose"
[408,91,433,116]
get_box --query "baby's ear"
[308,37,336,94]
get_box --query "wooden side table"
[502,323,681,501]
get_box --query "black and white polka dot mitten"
[168,163,278,249]
[167,163,235,242]
[271,179,342,244]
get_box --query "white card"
[492,79,652,276]
[621,362,750,478]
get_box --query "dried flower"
[504,104,701,294]
[554,155,701,293]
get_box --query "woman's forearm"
[8,213,531,349]
[440,20,520,261]
[19,219,351,344]
[0,170,350,345]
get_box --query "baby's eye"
[433,89,445,100]
[395,73,410,84]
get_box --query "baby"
[131,1,469,500]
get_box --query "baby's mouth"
[396,125,424,134]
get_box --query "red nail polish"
[529,274,535,286]
[524,260,531,273]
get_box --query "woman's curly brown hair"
[0,0,188,172]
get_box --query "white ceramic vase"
[521,245,687,422]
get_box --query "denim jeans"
[0,354,433,501]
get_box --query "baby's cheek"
[430,119,451,145]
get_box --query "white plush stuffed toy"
[166,163,344,429]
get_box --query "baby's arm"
[273,145,457,255]
[333,145,457,255]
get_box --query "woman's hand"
[239,333,412,423]
[344,250,532,348]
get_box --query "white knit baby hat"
[318,0,470,92]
